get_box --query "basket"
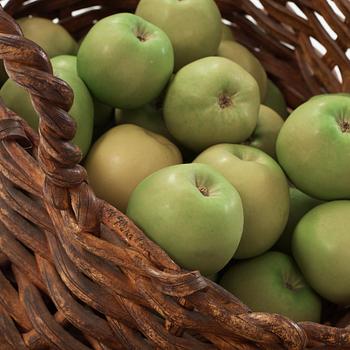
[0,0,349,349]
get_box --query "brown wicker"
[0,0,349,349]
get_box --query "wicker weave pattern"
[0,1,349,349]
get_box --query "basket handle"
[0,8,92,210]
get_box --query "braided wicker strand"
[0,0,349,349]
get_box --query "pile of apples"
[2,0,350,325]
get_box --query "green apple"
[220,251,322,322]
[194,144,289,259]
[136,0,222,71]
[77,13,174,108]
[85,124,182,213]
[127,163,244,275]
[276,94,350,200]
[0,61,94,157]
[164,57,260,152]
[292,201,350,305]
[244,105,284,159]
[17,17,78,57]
[51,55,113,130]
[0,79,39,129]
[51,55,78,74]
[274,187,323,254]
[221,23,235,42]
[115,104,172,141]
[218,41,267,100]
[264,79,288,119]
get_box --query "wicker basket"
[0,0,349,349]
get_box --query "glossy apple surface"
[85,124,182,213]
[164,57,260,152]
[17,17,78,57]
[218,41,267,100]
[78,13,174,108]
[0,60,94,157]
[194,144,289,259]
[245,105,284,159]
[264,79,288,119]
[136,0,222,70]
[274,187,323,254]
[220,251,322,322]
[277,94,350,200]
[127,163,244,275]
[293,201,350,305]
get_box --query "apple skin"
[136,0,222,71]
[51,55,113,130]
[219,251,322,322]
[194,144,289,259]
[85,124,182,213]
[0,61,94,157]
[127,163,244,275]
[221,23,235,41]
[17,17,78,58]
[0,79,39,130]
[115,104,173,141]
[77,13,174,108]
[292,201,350,305]
[264,79,288,119]
[218,41,267,100]
[164,56,260,152]
[276,94,350,200]
[245,105,284,159]
[51,55,78,74]
[274,187,323,255]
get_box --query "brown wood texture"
[0,0,349,349]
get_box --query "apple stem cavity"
[135,27,150,42]
[218,93,233,109]
[197,185,209,197]
[339,119,350,133]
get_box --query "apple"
[115,103,173,141]
[292,201,350,305]
[51,55,78,74]
[221,23,235,42]
[274,187,323,254]
[85,124,182,213]
[244,105,284,159]
[127,163,244,275]
[194,144,289,259]
[0,60,94,157]
[135,0,222,71]
[17,17,78,57]
[276,94,350,200]
[218,41,267,100]
[0,79,39,130]
[77,13,174,109]
[164,56,260,152]
[219,251,322,322]
[264,79,288,119]
[51,55,113,130]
